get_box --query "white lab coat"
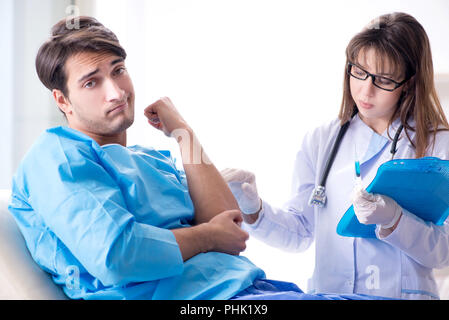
[245,114,449,299]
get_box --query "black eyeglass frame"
[347,62,410,92]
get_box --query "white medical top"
[245,114,449,299]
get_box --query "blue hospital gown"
[8,126,265,300]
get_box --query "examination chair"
[0,189,67,299]
[1,188,449,300]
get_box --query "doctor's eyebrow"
[77,58,125,84]
[356,64,395,77]
[355,62,395,77]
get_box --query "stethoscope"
[308,109,404,207]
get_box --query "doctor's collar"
[353,114,404,140]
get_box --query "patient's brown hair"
[36,16,126,99]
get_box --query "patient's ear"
[52,89,72,116]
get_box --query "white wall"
[0,0,14,189]
[436,74,449,116]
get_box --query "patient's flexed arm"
[144,97,240,224]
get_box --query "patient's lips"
[108,102,128,114]
[107,94,131,114]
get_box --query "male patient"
[8,15,262,300]
[9,16,374,300]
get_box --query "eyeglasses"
[347,62,408,92]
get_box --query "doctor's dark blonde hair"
[339,12,449,158]
[35,16,126,101]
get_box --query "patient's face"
[60,51,135,140]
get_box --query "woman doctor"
[222,12,449,300]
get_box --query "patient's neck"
[92,131,127,147]
[71,126,127,147]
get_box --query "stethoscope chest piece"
[308,185,327,207]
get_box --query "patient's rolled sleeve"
[105,221,184,285]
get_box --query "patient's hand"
[171,209,248,261]
[205,210,249,255]
[144,97,190,136]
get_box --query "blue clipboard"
[336,157,449,238]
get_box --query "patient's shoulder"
[21,126,100,170]
[44,126,100,150]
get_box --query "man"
[9,16,379,300]
[9,15,265,300]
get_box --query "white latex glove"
[351,185,402,229]
[221,168,261,214]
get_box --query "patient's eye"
[84,80,96,89]
[114,66,126,76]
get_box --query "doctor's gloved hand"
[220,168,262,215]
[351,185,403,229]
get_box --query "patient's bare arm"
[144,97,240,225]
[175,128,240,224]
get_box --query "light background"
[1,0,448,291]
